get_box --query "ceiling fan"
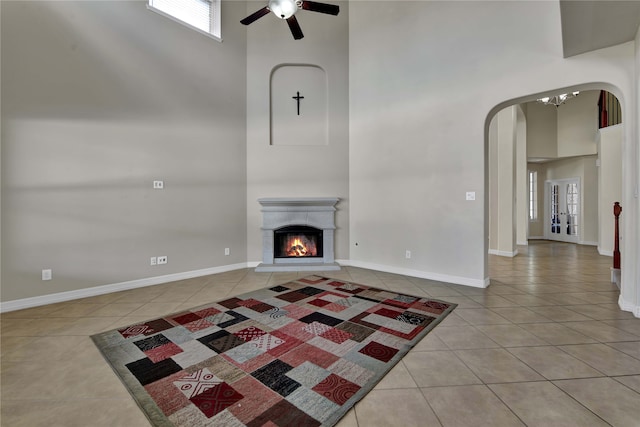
[241,0,340,40]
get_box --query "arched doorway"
[486,87,623,288]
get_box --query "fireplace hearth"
[255,198,340,272]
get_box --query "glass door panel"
[546,179,579,243]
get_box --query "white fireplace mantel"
[255,197,340,272]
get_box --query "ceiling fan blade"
[240,6,270,25]
[287,15,304,40]
[301,1,339,15]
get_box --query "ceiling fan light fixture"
[269,0,298,19]
[240,0,338,40]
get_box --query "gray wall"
[1,1,248,301]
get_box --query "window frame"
[529,170,538,221]
[147,0,222,42]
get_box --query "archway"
[484,85,624,291]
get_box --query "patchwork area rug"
[92,275,456,427]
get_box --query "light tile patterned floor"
[2,241,640,426]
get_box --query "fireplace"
[255,197,340,272]
[274,226,323,259]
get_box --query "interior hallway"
[1,241,640,426]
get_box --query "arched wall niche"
[269,64,328,146]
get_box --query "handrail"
[599,91,622,129]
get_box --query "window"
[148,0,221,41]
[529,170,538,221]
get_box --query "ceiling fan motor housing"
[269,0,299,19]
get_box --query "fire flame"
[287,238,309,257]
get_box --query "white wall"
[349,1,637,289]
[557,91,600,157]
[527,102,558,159]
[245,1,349,264]
[598,125,623,255]
[516,106,528,245]
[1,1,248,302]
[488,106,517,257]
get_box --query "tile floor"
[2,241,640,426]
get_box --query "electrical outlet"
[225,248,230,256]
[405,250,411,259]
[466,191,476,201]
[150,257,157,266]
[42,269,52,281]
[157,256,168,265]
[153,180,164,189]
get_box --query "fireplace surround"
[255,197,340,272]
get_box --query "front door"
[545,178,580,243]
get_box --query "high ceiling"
[561,0,640,57]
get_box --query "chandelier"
[537,91,580,107]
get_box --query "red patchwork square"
[190,382,244,418]
[237,299,262,308]
[320,327,353,344]
[322,303,348,313]
[118,319,173,339]
[144,371,191,416]
[277,321,316,342]
[218,297,243,309]
[234,326,267,342]
[308,299,331,308]
[267,331,304,358]
[282,304,315,320]
[312,373,361,405]
[227,376,283,424]
[250,302,275,313]
[145,342,184,363]
[358,341,399,363]
[171,312,202,325]
[279,343,339,369]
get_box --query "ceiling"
[560,0,640,57]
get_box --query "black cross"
[292,91,304,115]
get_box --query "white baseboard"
[598,247,614,257]
[488,249,519,257]
[338,259,489,288]
[619,294,640,318]
[580,240,598,246]
[528,236,545,240]
[0,263,251,313]
[517,241,529,246]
